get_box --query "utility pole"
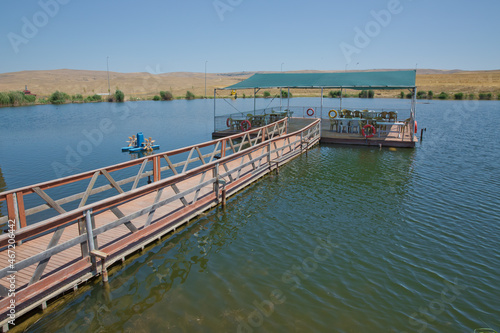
[205,61,208,99]
[107,56,111,95]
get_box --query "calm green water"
[1,98,499,332]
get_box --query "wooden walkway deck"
[0,118,321,331]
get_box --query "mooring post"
[213,163,220,201]
[221,184,226,208]
[420,128,426,142]
[90,250,109,283]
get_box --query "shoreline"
[1,93,499,109]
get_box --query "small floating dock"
[0,118,320,331]
[211,70,418,148]
[213,116,417,148]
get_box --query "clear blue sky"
[1,0,499,74]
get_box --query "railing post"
[213,163,220,201]
[300,132,304,154]
[5,193,15,229]
[84,209,97,269]
[221,139,226,158]
[153,156,161,182]
[221,185,226,208]
[10,193,24,245]
[267,142,272,169]
[78,217,89,258]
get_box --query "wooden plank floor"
[0,136,293,294]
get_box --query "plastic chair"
[353,110,362,118]
[341,109,352,118]
[349,119,360,134]
[401,118,411,137]
[329,119,338,131]
[389,111,398,122]
[374,117,385,136]
[338,118,348,133]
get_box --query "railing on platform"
[214,106,411,132]
[0,118,320,329]
[0,118,287,230]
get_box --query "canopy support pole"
[279,87,282,111]
[253,88,256,112]
[320,87,324,119]
[340,88,343,111]
[287,88,290,112]
[410,87,417,143]
[213,89,217,132]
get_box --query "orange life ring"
[226,117,232,128]
[414,120,418,133]
[240,120,251,132]
[362,124,376,138]
[307,108,315,116]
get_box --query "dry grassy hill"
[0,69,499,100]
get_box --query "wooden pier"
[0,118,320,331]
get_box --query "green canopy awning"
[222,70,416,90]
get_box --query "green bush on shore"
[50,91,70,104]
[160,91,173,101]
[359,90,374,98]
[454,92,464,100]
[479,93,492,100]
[85,94,102,103]
[417,91,427,99]
[185,91,195,100]
[438,92,448,100]
[0,91,37,106]
[153,95,161,101]
[114,90,125,102]
[72,94,83,102]
[0,92,10,105]
[24,94,36,103]
[427,91,433,99]
[329,90,341,98]
[263,91,271,98]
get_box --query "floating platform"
[121,132,160,153]
[213,118,417,148]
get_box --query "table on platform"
[374,121,406,138]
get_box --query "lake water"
[1,98,499,332]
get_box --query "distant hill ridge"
[1,68,499,98]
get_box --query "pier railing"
[215,106,411,132]
[0,118,320,328]
[0,118,287,230]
